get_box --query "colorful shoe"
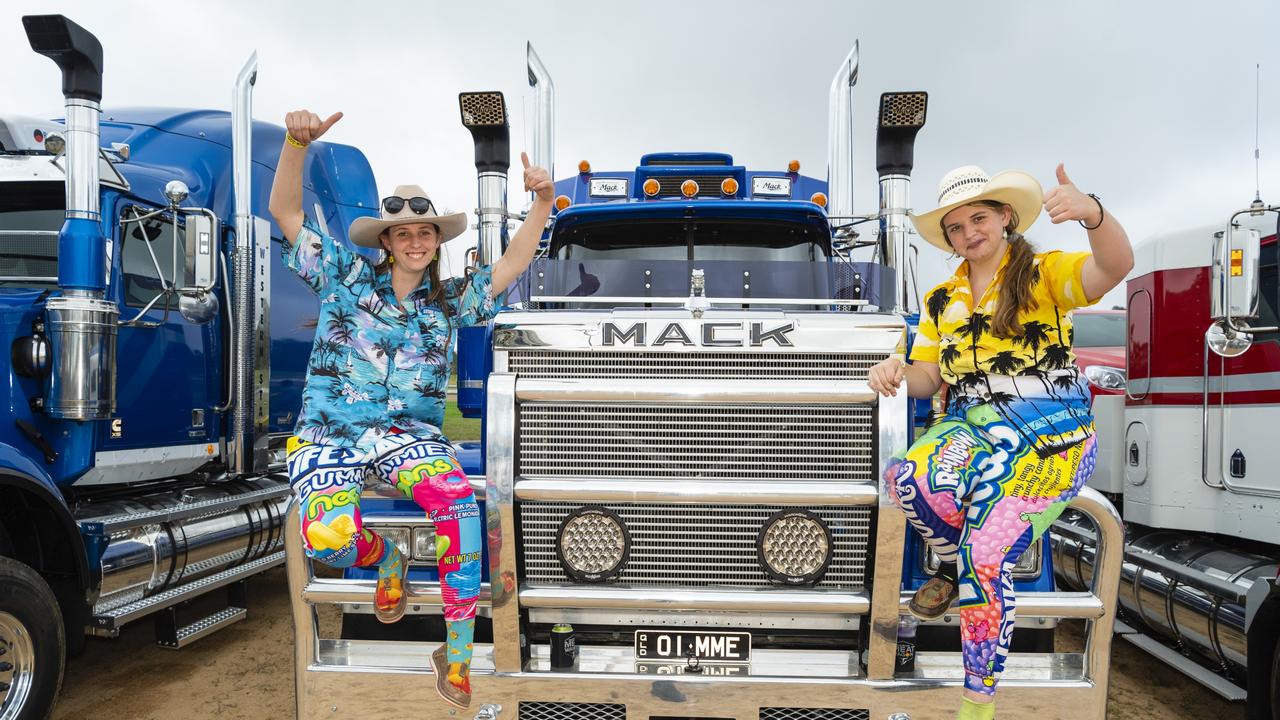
[430,644,472,709]
[908,574,959,621]
[374,551,409,624]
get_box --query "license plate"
[634,630,751,664]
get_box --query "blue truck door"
[90,200,219,480]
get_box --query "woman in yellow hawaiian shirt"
[868,164,1133,720]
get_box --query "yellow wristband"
[285,133,309,149]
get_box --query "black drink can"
[550,623,577,670]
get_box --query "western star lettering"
[601,321,795,347]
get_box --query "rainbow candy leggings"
[286,433,482,659]
[884,400,1096,695]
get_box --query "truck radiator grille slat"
[520,502,871,589]
[507,350,885,380]
[518,701,626,720]
[518,403,874,482]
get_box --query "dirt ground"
[50,567,1243,720]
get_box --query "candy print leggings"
[885,402,1096,695]
[286,433,483,629]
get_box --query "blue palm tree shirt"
[283,217,500,451]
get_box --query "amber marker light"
[810,192,828,208]
[681,179,700,198]
[554,195,572,211]
[788,159,801,173]
[643,178,660,197]
[720,177,739,196]
[578,159,591,174]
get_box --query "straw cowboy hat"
[909,166,1043,252]
[348,184,468,248]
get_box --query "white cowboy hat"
[347,184,468,248]
[909,166,1043,252]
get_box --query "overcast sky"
[6,0,1279,309]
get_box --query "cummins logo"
[601,321,795,347]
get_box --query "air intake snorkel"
[459,91,511,267]
[874,91,928,314]
[24,14,118,420]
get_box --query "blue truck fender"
[0,448,92,589]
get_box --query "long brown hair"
[942,200,1038,338]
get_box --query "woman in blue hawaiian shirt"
[269,109,553,709]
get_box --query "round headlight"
[757,509,831,585]
[557,506,629,582]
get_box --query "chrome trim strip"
[897,591,1104,620]
[514,478,878,505]
[866,385,908,680]
[515,378,876,404]
[518,585,870,614]
[485,373,521,672]
[303,578,492,607]
[530,295,868,307]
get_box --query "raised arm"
[1043,163,1134,301]
[490,152,555,294]
[268,110,343,246]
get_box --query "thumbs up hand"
[1043,163,1103,226]
[521,151,554,202]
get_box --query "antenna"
[1253,63,1263,211]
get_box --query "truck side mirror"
[1207,225,1260,358]
[1211,225,1260,321]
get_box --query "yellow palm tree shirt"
[909,249,1099,388]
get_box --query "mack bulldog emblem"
[600,321,795,347]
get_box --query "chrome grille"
[507,350,885,380]
[655,174,730,197]
[518,403,874,482]
[519,702,625,720]
[760,709,870,720]
[520,502,871,589]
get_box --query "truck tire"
[0,556,65,720]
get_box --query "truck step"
[1114,619,1246,701]
[90,550,283,635]
[78,482,290,534]
[156,605,246,649]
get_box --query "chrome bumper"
[288,372,1125,719]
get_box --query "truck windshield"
[0,182,64,289]
[555,217,827,263]
[518,217,894,309]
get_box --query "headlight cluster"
[925,538,1043,580]
[756,510,832,585]
[1084,364,1126,391]
[363,522,437,563]
[557,506,629,582]
[552,506,837,586]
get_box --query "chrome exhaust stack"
[874,91,928,314]
[229,52,270,475]
[527,42,555,191]
[826,42,858,226]
[24,14,119,420]
[459,91,511,266]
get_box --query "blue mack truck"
[291,45,1127,720]
[0,15,384,719]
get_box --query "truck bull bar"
[287,380,1124,720]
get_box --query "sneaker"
[431,644,472,710]
[908,575,959,621]
[374,551,409,624]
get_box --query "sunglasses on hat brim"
[382,195,436,216]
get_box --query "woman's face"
[942,203,1011,265]
[381,222,441,275]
